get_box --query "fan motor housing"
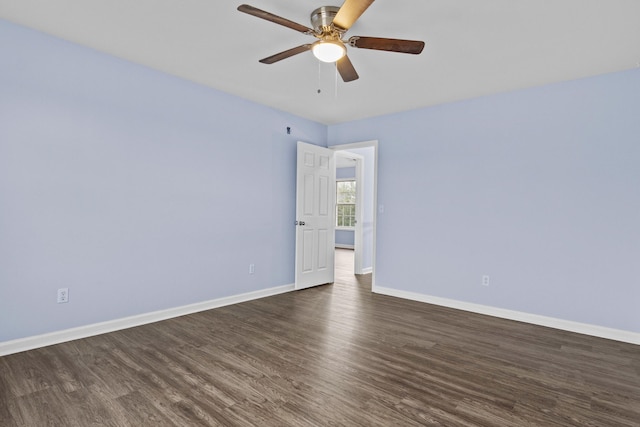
[311,6,340,32]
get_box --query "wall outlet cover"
[57,288,69,303]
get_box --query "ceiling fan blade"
[336,55,359,82]
[259,44,313,64]
[333,0,375,31]
[238,4,315,34]
[349,36,425,54]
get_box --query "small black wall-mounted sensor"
[286,127,291,134]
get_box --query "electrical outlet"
[249,264,255,275]
[482,275,490,286]
[57,288,69,303]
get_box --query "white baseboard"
[375,286,640,346]
[335,244,354,249]
[0,284,295,356]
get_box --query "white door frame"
[330,140,378,291]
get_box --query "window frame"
[336,178,357,230]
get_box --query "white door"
[295,141,336,290]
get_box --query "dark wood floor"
[2,249,639,426]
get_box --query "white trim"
[353,156,364,274]
[330,140,379,151]
[0,284,295,356]
[335,244,355,249]
[360,267,373,274]
[375,286,640,346]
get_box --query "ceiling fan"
[237,0,425,82]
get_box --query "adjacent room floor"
[1,249,639,426]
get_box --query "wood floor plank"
[1,249,639,426]
[115,390,175,426]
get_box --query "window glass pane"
[336,204,355,227]
[336,180,356,227]
[336,181,356,204]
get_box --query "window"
[336,180,356,228]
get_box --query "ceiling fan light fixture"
[312,41,346,63]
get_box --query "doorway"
[293,140,378,291]
[335,151,362,271]
[331,140,378,290]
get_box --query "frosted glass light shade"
[312,41,346,63]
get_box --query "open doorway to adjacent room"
[331,141,378,290]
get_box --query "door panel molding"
[295,142,336,290]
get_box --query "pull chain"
[334,63,338,98]
[317,61,322,94]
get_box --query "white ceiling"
[2,0,639,125]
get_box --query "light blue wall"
[0,20,327,342]
[329,69,640,333]
[335,230,355,247]
[2,18,639,342]
[336,166,356,180]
